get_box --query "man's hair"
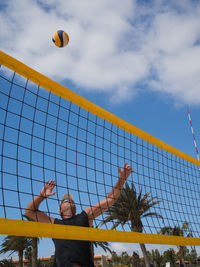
[61,193,74,202]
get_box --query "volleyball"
[52,30,69,48]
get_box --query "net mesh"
[0,61,200,240]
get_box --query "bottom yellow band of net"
[0,218,199,246]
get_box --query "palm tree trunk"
[181,257,185,267]
[179,246,185,267]
[32,237,38,267]
[140,243,150,267]
[132,224,150,267]
[18,250,23,267]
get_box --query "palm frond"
[159,226,174,235]
[93,241,112,254]
[137,185,143,204]
[141,191,151,203]
[142,212,163,219]
[111,221,122,230]
[143,196,159,206]
[143,200,161,211]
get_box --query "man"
[25,162,133,267]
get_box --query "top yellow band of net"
[1,218,200,246]
[0,50,199,167]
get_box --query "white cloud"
[144,8,200,105]
[1,0,200,105]
[109,242,141,255]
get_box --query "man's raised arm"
[25,180,56,224]
[85,162,134,225]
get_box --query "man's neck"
[62,213,74,219]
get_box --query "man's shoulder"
[54,218,63,224]
[76,210,89,226]
[78,210,88,217]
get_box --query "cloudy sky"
[1,0,200,259]
[1,0,200,105]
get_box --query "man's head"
[59,193,76,218]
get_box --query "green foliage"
[0,259,15,267]
[120,251,131,265]
[149,249,163,267]
[111,251,121,265]
[132,251,142,267]
[110,247,199,267]
[163,249,177,266]
[0,236,31,256]
[37,256,55,267]
[159,222,192,238]
[24,246,32,261]
[159,222,193,264]
[185,247,197,263]
[177,245,189,264]
[0,236,31,267]
[110,251,134,266]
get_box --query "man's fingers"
[45,180,55,186]
[124,164,133,171]
[119,163,134,171]
[123,162,128,168]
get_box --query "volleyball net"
[0,50,200,246]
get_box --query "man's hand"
[40,180,56,198]
[118,162,134,181]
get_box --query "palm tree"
[159,222,192,266]
[132,251,142,267]
[0,236,31,267]
[110,251,121,266]
[120,251,131,265]
[163,249,177,266]
[159,223,191,237]
[23,214,40,267]
[102,182,162,267]
[150,249,163,267]
[185,247,197,264]
[177,246,189,265]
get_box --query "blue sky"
[1,0,200,259]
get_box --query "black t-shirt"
[53,211,94,267]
